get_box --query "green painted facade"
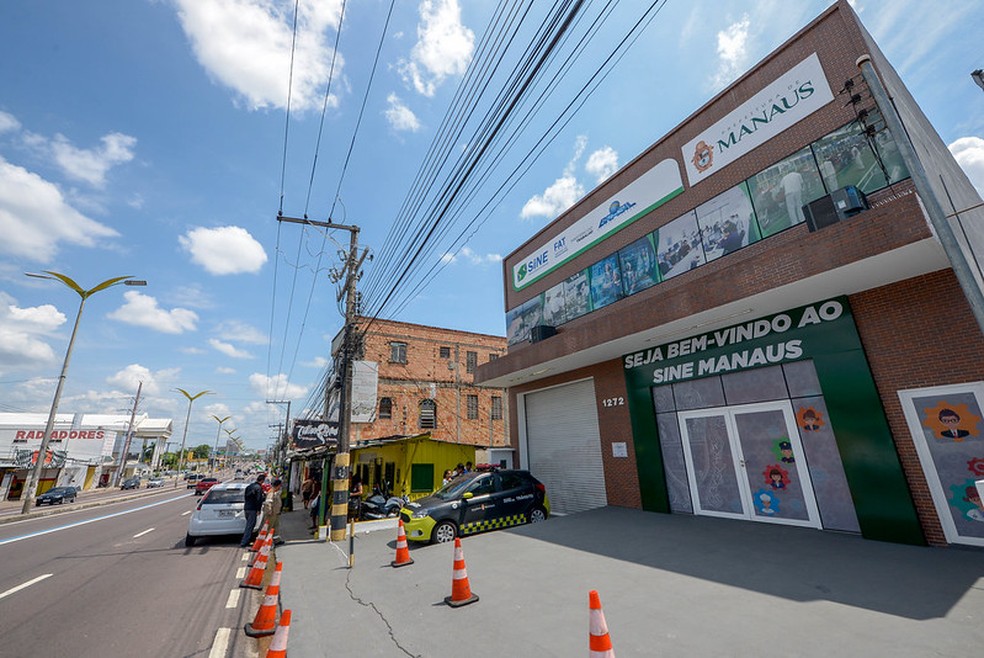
[622,297,925,545]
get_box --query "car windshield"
[46,487,70,495]
[202,489,244,505]
[433,475,482,500]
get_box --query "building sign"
[350,361,379,424]
[292,419,338,450]
[13,429,106,441]
[682,53,834,187]
[624,298,850,384]
[512,159,684,291]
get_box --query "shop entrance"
[678,401,822,528]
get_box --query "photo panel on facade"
[562,269,592,320]
[618,234,660,296]
[655,210,706,280]
[588,253,624,311]
[747,146,828,237]
[505,294,543,345]
[811,121,889,194]
[695,182,760,262]
[541,281,568,327]
[866,109,910,184]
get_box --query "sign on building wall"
[512,159,684,291]
[0,428,114,465]
[351,361,379,423]
[682,53,834,187]
[292,419,338,449]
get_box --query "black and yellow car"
[401,470,549,544]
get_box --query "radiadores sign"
[682,52,833,187]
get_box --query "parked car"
[195,477,220,496]
[35,486,77,506]
[120,477,141,490]
[146,477,166,488]
[186,482,261,547]
[186,473,201,488]
[401,470,550,544]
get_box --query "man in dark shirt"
[240,473,266,547]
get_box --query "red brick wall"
[851,271,984,546]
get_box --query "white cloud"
[585,146,619,183]
[107,290,199,334]
[216,366,237,374]
[50,132,136,187]
[711,16,751,90]
[0,157,119,261]
[0,292,65,370]
[521,136,588,220]
[179,226,268,275]
[398,0,474,97]
[168,283,214,310]
[209,338,254,359]
[385,93,421,132]
[215,319,267,344]
[249,372,307,400]
[179,346,207,355]
[949,136,984,196]
[0,111,21,133]
[106,363,179,396]
[173,0,343,111]
[304,356,329,368]
[441,246,502,265]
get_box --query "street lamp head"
[973,69,984,92]
[124,280,147,286]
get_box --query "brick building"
[476,1,984,548]
[351,318,510,453]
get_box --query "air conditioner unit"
[831,185,869,219]
[803,195,839,232]
[529,325,557,343]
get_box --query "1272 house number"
[601,397,625,407]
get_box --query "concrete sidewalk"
[271,506,983,657]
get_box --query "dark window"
[467,395,479,420]
[488,353,498,361]
[439,346,451,358]
[467,474,497,495]
[419,399,437,429]
[499,472,527,490]
[410,463,434,492]
[379,397,392,419]
[491,396,503,420]
[466,351,478,373]
[390,342,407,363]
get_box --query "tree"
[192,444,211,459]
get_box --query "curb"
[0,487,190,525]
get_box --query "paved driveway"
[275,506,984,657]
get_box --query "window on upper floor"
[439,346,451,359]
[419,399,437,429]
[390,342,407,364]
[467,394,479,420]
[491,396,503,421]
[488,353,498,361]
[466,351,478,373]
[379,397,393,419]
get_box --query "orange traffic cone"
[250,523,269,552]
[589,590,615,657]
[391,519,414,568]
[245,561,282,637]
[265,609,291,658]
[241,539,270,589]
[248,533,272,568]
[444,537,478,607]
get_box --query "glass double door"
[678,401,821,528]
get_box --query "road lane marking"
[181,510,192,516]
[0,495,192,547]
[133,527,155,538]
[236,566,247,579]
[0,574,53,600]
[225,589,241,609]
[241,553,249,561]
[208,628,231,658]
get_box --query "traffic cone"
[589,590,615,657]
[391,519,414,568]
[248,533,272,568]
[265,609,291,658]
[240,539,270,589]
[444,537,478,607]
[244,561,282,637]
[250,523,269,552]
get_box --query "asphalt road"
[0,490,256,658]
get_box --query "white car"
[185,482,261,547]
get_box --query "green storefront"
[624,296,924,545]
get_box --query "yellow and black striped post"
[330,452,350,542]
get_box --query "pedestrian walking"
[301,475,315,509]
[264,478,284,544]
[240,473,266,548]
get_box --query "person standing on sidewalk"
[264,478,284,545]
[240,473,266,548]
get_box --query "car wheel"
[528,507,547,524]
[58,499,64,504]
[185,533,196,547]
[35,501,41,507]
[432,520,457,544]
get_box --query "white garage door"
[524,379,607,515]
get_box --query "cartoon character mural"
[764,464,791,490]
[798,406,824,431]
[753,489,780,515]
[921,401,981,442]
[949,480,984,523]
[773,439,795,464]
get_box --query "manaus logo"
[518,263,527,281]
[691,140,714,173]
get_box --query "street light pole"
[174,388,211,487]
[211,415,231,472]
[20,271,145,514]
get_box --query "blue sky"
[1,0,981,451]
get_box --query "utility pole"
[266,399,291,473]
[277,215,368,541]
[114,381,142,487]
